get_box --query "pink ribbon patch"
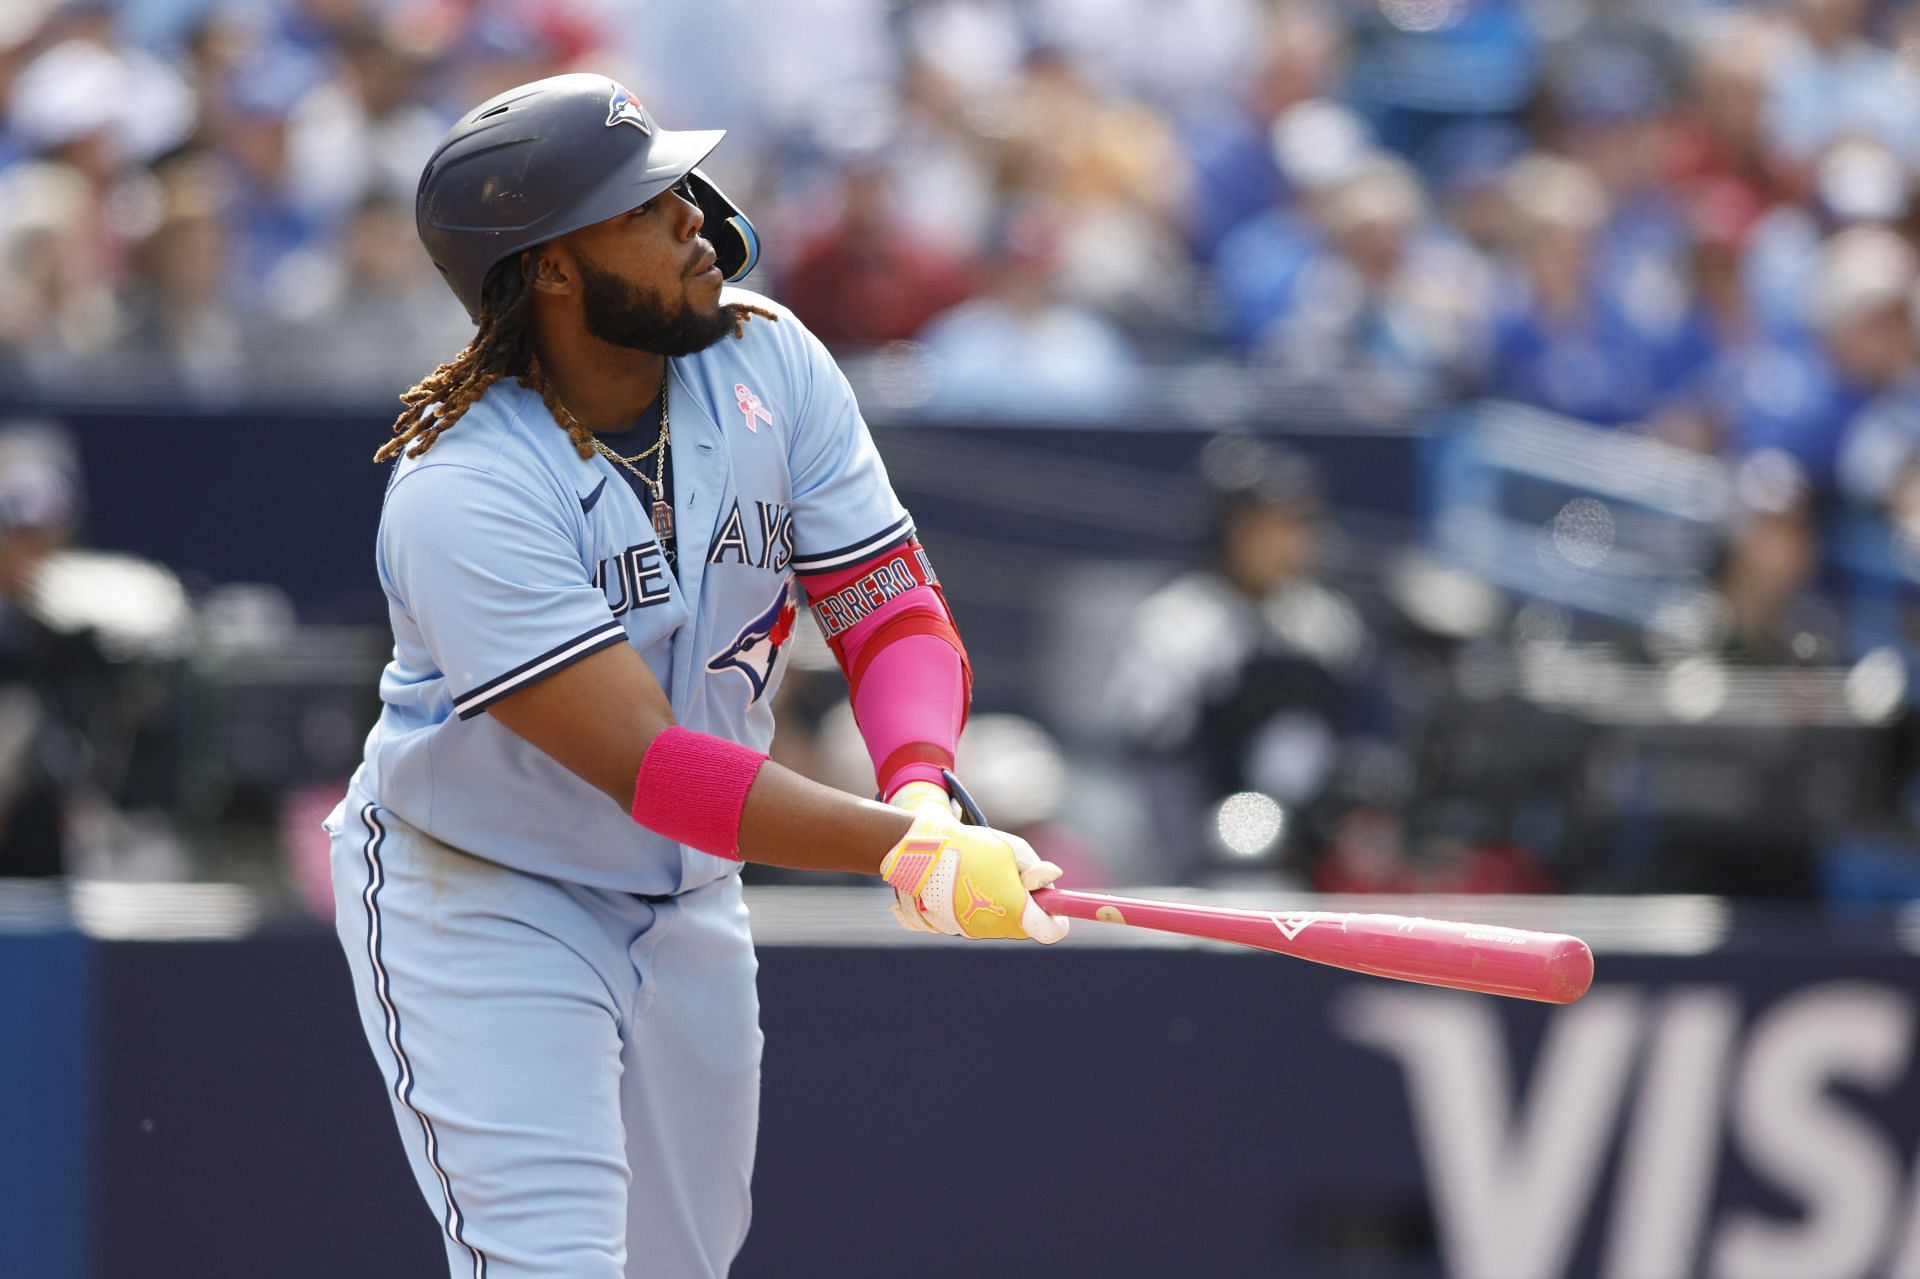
[734,383,774,433]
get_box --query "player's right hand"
[878,808,1069,944]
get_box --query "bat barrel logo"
[1273,913,1319,941]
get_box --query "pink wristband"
[630,725,768,860]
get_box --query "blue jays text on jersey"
[705,499,794,572]
[352,287,910,897]
[595,542,673,616]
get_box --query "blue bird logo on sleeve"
[705,585,798,704]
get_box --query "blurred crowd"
[0,0,1913,459]
[7,0,1920,491]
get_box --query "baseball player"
[324,74,1069,1279]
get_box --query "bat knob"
[1544,940,1596,1004]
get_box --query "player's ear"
[526,246,572,296]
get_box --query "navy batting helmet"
[415,73,761,320]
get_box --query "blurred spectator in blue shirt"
[1836,279,1920,533]
[915,204,1139,418]
[1539,2,1694,270]
[1215,98,1376,347]
[440,4,608,116]
[1837,373,1920,539]
[1425,119,1527,257]
[1540,40,1694,326]
[1175,3,1346,258]
[265,0,376,61]
[1640,177,1772,455]
[1340,0,1541,174]
[208,47,328,316]
[1483,153,1714,426]
[1244,154,1491,419]
[1724,225,1916,490]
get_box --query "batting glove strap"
[878,813,1069,943]
[888,779,959,820]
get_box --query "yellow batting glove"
[882,781,955,935]
[878,809,1069,944]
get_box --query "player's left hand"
[884,780,957,934]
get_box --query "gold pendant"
[651,499,674,545]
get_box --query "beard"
[574,251,732,356]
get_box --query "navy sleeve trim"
[452,621,628,720]
[790,514,915,575]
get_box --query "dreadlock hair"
[375,258,782,464]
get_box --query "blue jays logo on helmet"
[706,586,798,705]
[605,84,652,134]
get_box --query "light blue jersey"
[353,288,908,895]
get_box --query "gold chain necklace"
[587,379,670,499]
[560,376,676,555]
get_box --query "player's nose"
[676,191,705,238]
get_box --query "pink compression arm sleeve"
[851,631,968,798]
[800,543,970,800]
[630,725,768,859]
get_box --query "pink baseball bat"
[1028,887,1595,1004]
[936,771,1592,1004]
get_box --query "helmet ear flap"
[686,168,760,282]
